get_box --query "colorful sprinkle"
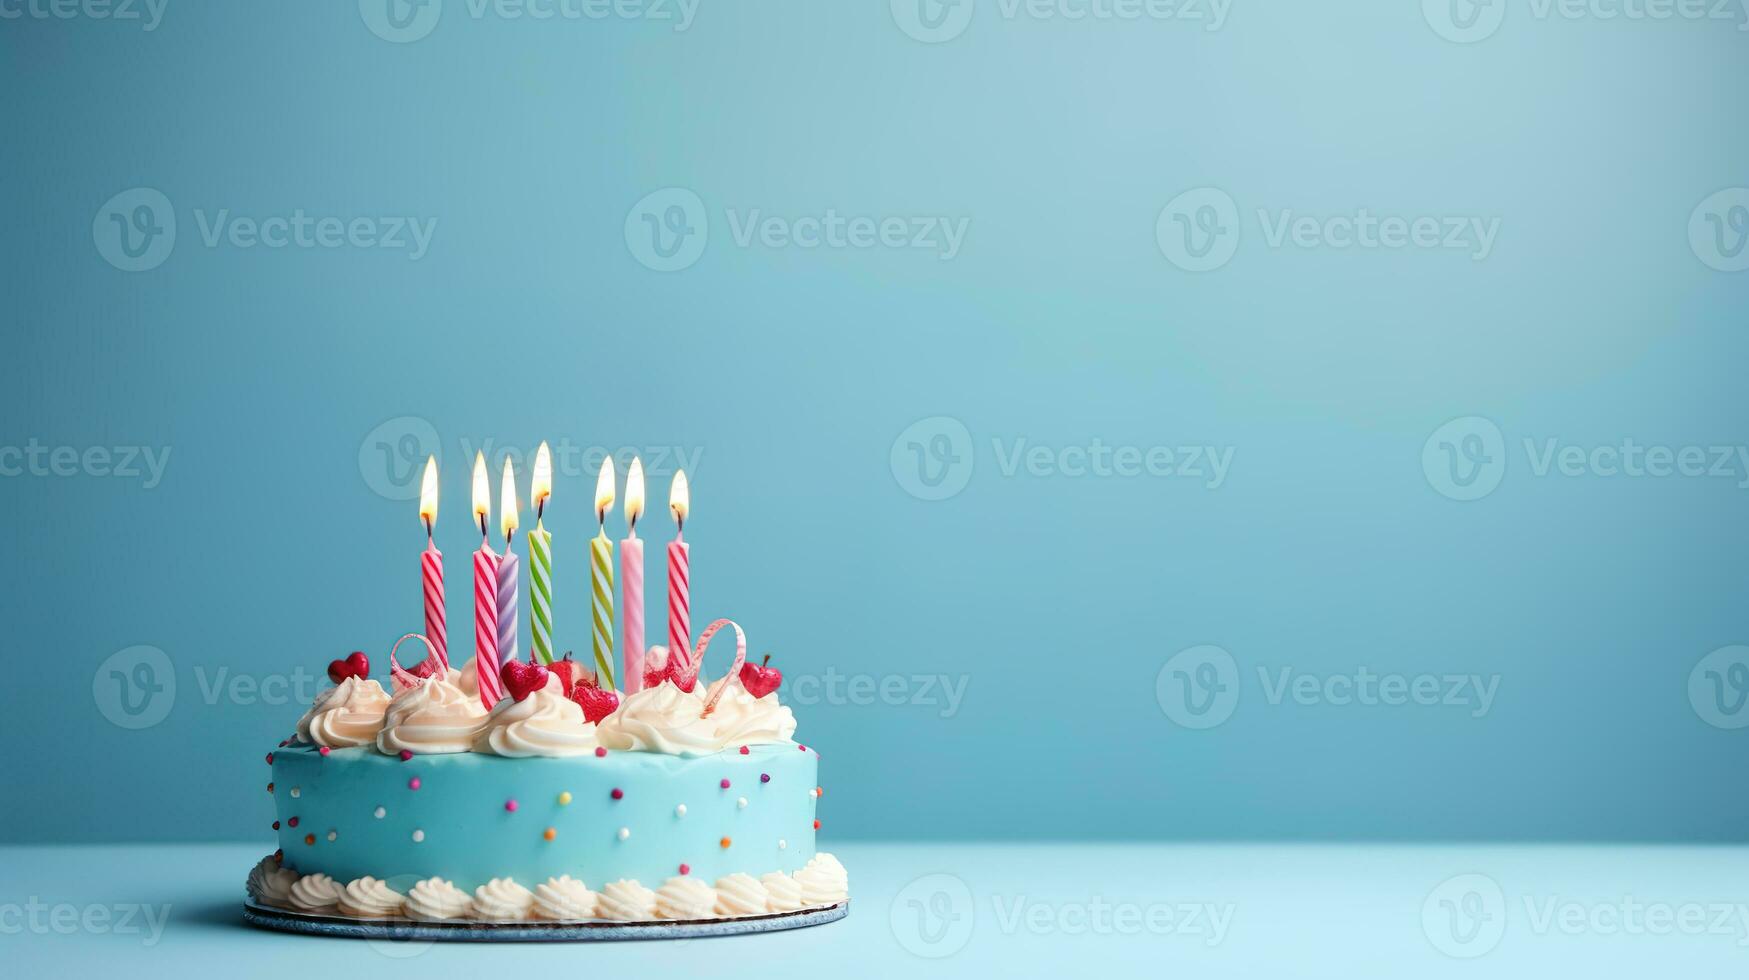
[266,782,274,793]
[290,787,301,799]
[318,746,330,757]
[798,745,806,752]
[326,830,337,842]
[412,829,425,843]
[272,821,280,831]
[675,804,687,817]
[813,819,821,830]
[720,779,731,789]
[719,836,732,848]
[737,797,748,809]
[558,791,572,806]
[739,746,749,755]
[288,817,299,828]
[778,839,787,850]
[265,753,274,765]
[760,773,770,783]
[408,777,421,791]
[399,750,414,762]
[543,827,557,842]
[809,788,819,799]
[304,834,315,845]
[816,786,824,797]
[610,788,624,800]
[617,827,630,841]
[679,863,691,875]
[505,799,519,813]
[595,747,608,758]
[373,806,386,819]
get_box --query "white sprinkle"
[412,830,425,843]
[675,804,687,818]
[808,789,818,799]
[737,797,748,809]
[326,831,337,842]
[618,827,630,841]
[778,839,787,850]
[373,806,386,819]
[290,787,301,799]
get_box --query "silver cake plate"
[243,900,848,942]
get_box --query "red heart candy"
[739,656,782,699]
[548,653,588,698]
[569,684,620,724]
[327,651,369,684]
[500,660,551,702]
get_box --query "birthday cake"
[246,451,845,931]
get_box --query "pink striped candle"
[417,456,449,671]
[474,545,503,708]
[621,457,646,693]
[666,469,692,676]
[421,542,448,670]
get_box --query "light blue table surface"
[4,842,1746,977]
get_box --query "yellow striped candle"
[590,458,616,688]
[527,442,554,665]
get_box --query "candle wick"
[536,499,545,524]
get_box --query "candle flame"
[595,456,617,524]
[471,451,490,530]
[531,441,552,512]
[625,457,645,531]
[500,456,519,539]
[670,468,690,528]
[418,456,439,526]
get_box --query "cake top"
[293,621,797,759]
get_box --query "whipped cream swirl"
[532,876,597,920]
[288,873,342,913]
[597,879,658,921]
[296,677,391,748]
[406,878,473,920]
[760,872,803,912]
[713,873,771,917]
[703,677,797,746]
[656,876,717,919]
[377,671,488,755]
[473,877,536,920]
[474,676,601,757]
[246,855,299,908]
[794,853,848,906]
[337,877,405,918]
[595,682,719,754]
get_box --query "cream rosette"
[405,878,473,920]
[594,682,722,755]
[246,855,299,908]
[473,675,600,757]
[376,670,488,755]
[655,876,717,920]
[793,853,848,906]
[472,878,536,920]
[760,872,803,912]
[701,675,796,746]
[713,873,771,917]
[336,877,405,918]
[296,676,391,748]
[597,880,658,921]
[532,876,598,920]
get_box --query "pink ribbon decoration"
[388,632,443,691]
[691,618,747,718]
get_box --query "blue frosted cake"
[248,642,846,924]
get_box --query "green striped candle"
[528,523,553,664]
[590,531,614,687]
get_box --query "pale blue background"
[4,1,1747,846]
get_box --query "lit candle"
[527,441,554,665]
[471,451,503,708]
[620,457,646,693]
[418,456,448,671]
[496,456,520,667]
[667,469,691,675]
[590,458,617,689]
